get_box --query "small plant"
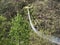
[0,15,11,45]
[9,12,30,45]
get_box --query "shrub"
[0,15,11,45]
[9,12,30,45]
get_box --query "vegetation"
[9,12,30,45]
[0,0,60,45]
